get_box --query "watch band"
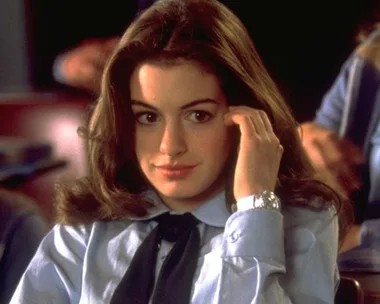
[232,190,281,212]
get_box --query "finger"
[229,106,274,135]
[224,112,256,139]
[255,110,282,150]
[258,110,274,133]
[227,107,267,135]
[250,110,268,136]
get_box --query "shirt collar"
[129,190,231,228]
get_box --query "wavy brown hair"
[55,0,352,241]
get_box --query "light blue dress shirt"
[10,191,339,303]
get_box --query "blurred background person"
[299,9,380,271]
[0,189,49,304]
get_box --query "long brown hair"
[56,0,351,241]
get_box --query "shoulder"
[328,28,380,82]
[355,27,380,70]
[50,219,135,249]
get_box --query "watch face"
[256,191,281,210]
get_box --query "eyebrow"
[131,98,219,111]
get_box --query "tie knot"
[156,213,198,242]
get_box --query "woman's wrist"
[232,191,281,212]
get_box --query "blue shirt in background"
[314,28,380,271]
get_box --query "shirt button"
[229,232,239,243]
[160,255,167,262]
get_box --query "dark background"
[1,0,379,121]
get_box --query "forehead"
[129,60,226,107]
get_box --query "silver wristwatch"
[232,190,281,212]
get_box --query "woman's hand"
[224,106,283,201]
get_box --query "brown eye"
[134,112,159,125]
[187,111,213,123]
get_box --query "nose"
[159,121,187,157]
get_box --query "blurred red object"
[0,93,90,221]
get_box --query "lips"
[155,164,196,170]
[154,164,197,179]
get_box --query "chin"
[155,181,221,202]
[157,187,203,200]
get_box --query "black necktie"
[110,212,200,304]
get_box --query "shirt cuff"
[236,193,281,212]
[222,208,285,262]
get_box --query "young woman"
[11,0,349,303]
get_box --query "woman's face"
[130,60,233,211]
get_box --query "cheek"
[135,130,156,161]
[193,125,232,158]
